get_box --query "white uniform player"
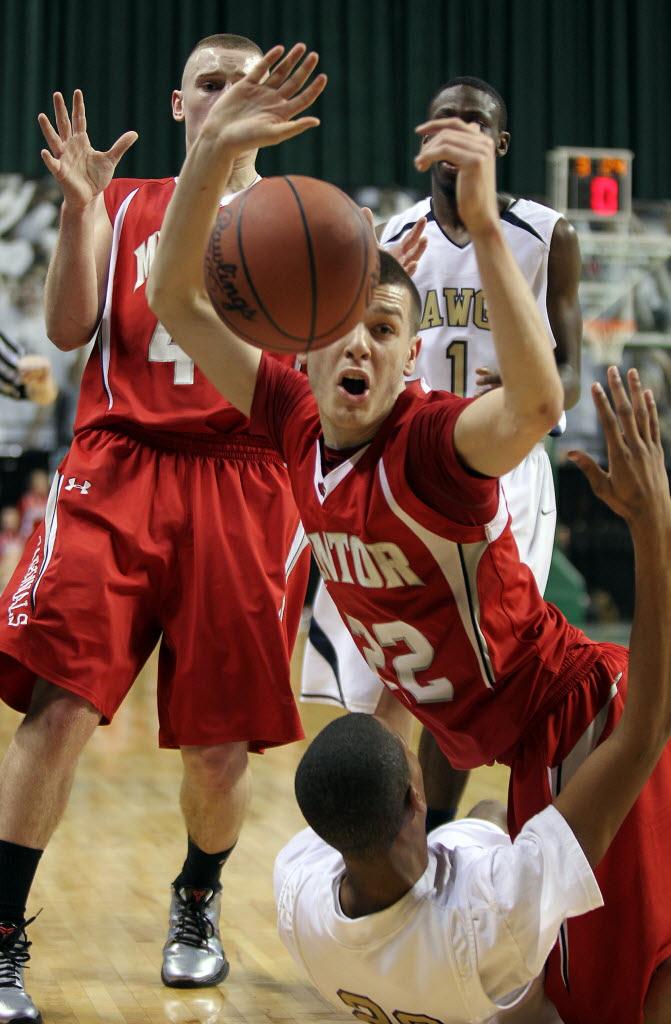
[275,808,599,1024]
[302,196,563,712]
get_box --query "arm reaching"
[40,90,137,350]
[553,367,671,867]
[547,218,582,410]
[414,119,563,478]
[147,44,326,416]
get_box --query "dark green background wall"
[1,0,669,199]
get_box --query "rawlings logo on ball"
[213,263,257,321]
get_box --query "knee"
[644,958,671,1024]
[181,742,249,793]
[23,679,100,758]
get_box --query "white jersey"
[380,196,562,397]
[274,807,602,1024]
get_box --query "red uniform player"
[149,49,671,1024]
[0,35,320,1021]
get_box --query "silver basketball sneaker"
[161,886,229,988]
[0,918,41,1023]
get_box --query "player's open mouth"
[439,160,457,174]
[337,370,370,402]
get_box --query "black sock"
[173,837,236,892]
[0,840,43,924]
[425,806,457,834]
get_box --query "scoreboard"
[547,147,633,221]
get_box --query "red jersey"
[74,177,292,439]
[251,357,597,769]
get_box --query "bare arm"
[547,217,582,409]
[553,368,671,867]
[39,90,137,350]
[148,44,326,417]
[415,120,563,479]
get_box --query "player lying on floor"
[147,43,671,1024]
[272,363,671,1024]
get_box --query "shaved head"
[182,33,262,85]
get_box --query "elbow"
[146,273,196,327]
[46,329,90,353]
[533,381,565,434]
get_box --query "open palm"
[38,90,137,208]
[202,44,327,156]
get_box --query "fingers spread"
[71,89,86,134]
[280,51,320,99]
[106,131,139,165]
[247,46,285,84]
[646,388,661,448]
[38,113,62,155]
[265,43,307,89]
[40,149,60,175]
[627,367,652,446]
[607,365,641,450]
[53,92,72,140]
[284,73,327,118]
[567,449,609,497]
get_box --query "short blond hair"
[187,33,262,64]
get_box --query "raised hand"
[385,216,428,277]
[568,366,670,526]
[475,365,502,394]
[413,118,498,237]
[38,90,138,209]
[199,43,327,155]
[360,209,428,277]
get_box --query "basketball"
[204,175,380,353]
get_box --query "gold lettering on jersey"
[443,287,473,327]
[337,992,445,1024]
[419,287,490,332]
[134,231,160,291]
[338,991,392,1024]
[328,534,354,583]
[310,533,338,582]
[473,290,489,330]
[394,1014,444,1024]
[307,533,424,588]
[349,537,384,588]
[419,290,444,330]
[365,542,423,587]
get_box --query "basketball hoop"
[583,317,636,364]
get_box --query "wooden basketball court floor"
[0,640,509,1024]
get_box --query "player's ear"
[403,335,421,377]
[497,130,510,157]
[172,90,185,123]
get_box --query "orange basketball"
[204,176,379,353]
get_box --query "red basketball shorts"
[0,428,309,751]
[509,642,671,1024]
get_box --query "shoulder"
[429,817,509,853]
[501,198,562,247]
[274,828,341,903]
[104,177,175,221]
[381,196,432,244]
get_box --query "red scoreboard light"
[547,148,633,221]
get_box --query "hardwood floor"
[0,642,509,1023]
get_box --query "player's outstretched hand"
[475,365,502,394]
[200,43,327,155]
[414,118,498,238]
[386,216,428,277]
[360,208,428,277]
[568,366,670,526]
[38,90,138,210]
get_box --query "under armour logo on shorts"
[65,477,92,495]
